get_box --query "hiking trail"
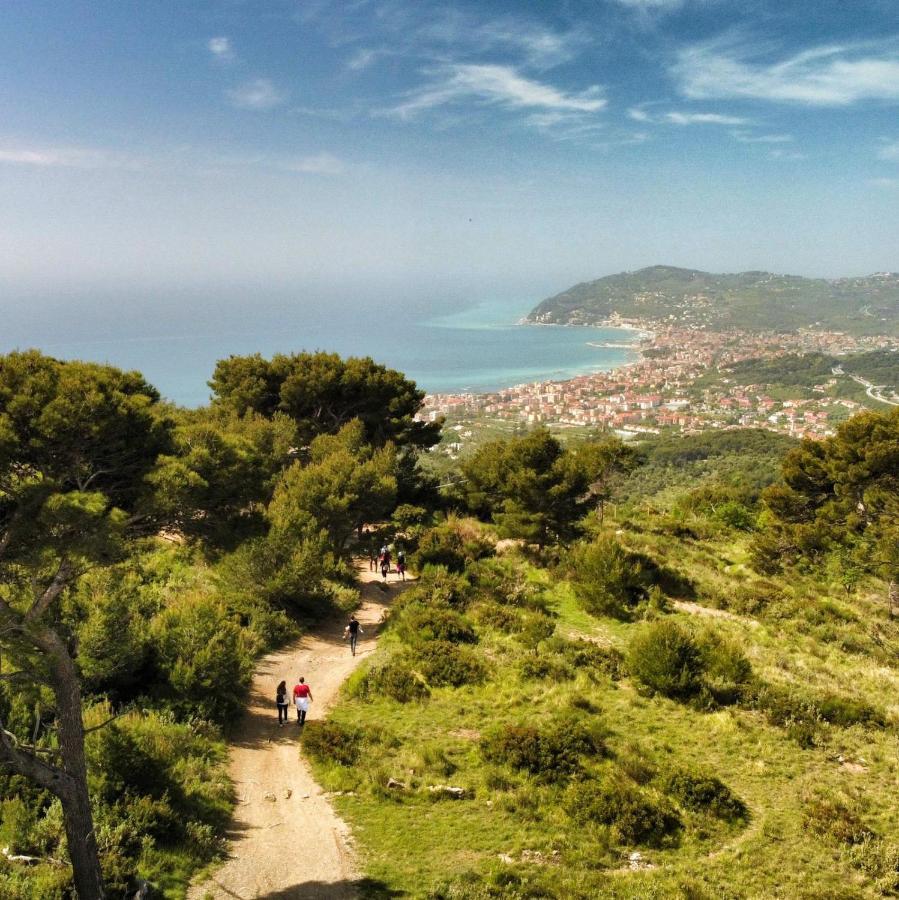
[189,563,406,900]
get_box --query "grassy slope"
[309,532,899,899]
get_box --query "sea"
[1,291,640,408]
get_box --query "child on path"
[293,677,313,725]
[396,548,406,582]
[344,615,363,656]
[276,680,289,726]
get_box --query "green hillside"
[528,265,899,335]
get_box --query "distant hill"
[527,265,899,335]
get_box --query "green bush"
[664,771,747,821]
[472,601,525,632]
[302,720,363,766]
[408,567,472,610]
[628,620,705,700]
[361,659,430,703]
[570,536,652,619]
[544,636,625,681]
[480,719,602,782]
[700,633,753,705]
[413,520,494,573]
[415,641,486,687]
[565,779,681,846]
[519,654,574,681]
[396,603,477,645]
[469,557,547,611]
[515,611,557,648]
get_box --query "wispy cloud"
[0,143,141,169]
[612,0,685,8]
[208,36,235,63]
[627,106,747,126]
[280,153,346,175]
[868,176,899,188]
[768,147,807,161]
[347,48,385,71]
[227,78,287,110]
[389,64,606,121]
[674,36,899,106]
[878,140,899,160]
[664,111,748,125]
[731,130,794,143]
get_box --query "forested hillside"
[527,265,899,335]
[2,349,898,898]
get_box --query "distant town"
[420,319,899,455]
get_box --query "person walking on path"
[380,546,391,581]
[276,680,289,726]
[293,677,313,725]
[368,541,377,572]
[344,615,363,656]
[396,548,406,582]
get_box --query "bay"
[2,293,639,408]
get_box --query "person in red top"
[293,677,313,725]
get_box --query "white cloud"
[280,153,346,175]
[208,36,235,62]
[347,48,383,71]
[731,130,794,143]
[769,147,807,160]
[627,106,748,126]
[0,144,141,169]
[674,37,899,105]
[389,64,606,120]
[868,177,899,188]
[664,111,748,125]
[227,78,287,110]
[878,140,899,160]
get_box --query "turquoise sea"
[2,293,639,408]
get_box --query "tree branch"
[82,711,126,736]
[25,559,74,624]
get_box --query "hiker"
[368,541,377,572]
[293,677,313,725]
[380,550,390,581]
[276,680,289,726]
[396,548,406,582]
[344,615,363,656]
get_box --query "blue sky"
[1,0,898,309]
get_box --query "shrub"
[410,567,472,610]
[565,780,681,846]
[628,620,705,700]
[570,536,652,619]
[544,636,625,681]
[700,633,753,705]
[480,719,602,781]
[302,721,363,766]
[664,771,747,821]
[469,557,547,611]
[472,602,525,633]
[816,693,885,728]
[413,520,494,573]
[396,603,477,645]
[362,659,430,703]
[804,799,875,846]
[519,654,574,681]
[516,612,557,649]
[415,641,486,687]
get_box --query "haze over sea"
[1,286,639,408]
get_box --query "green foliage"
[480,718,603,781]
[664,771,747,821]
[209,350,441,449]
[413,518,494,573]
[518,653,574,681]
[268,421,397,551]
[396,603,477,645]
[405,566,472,611]
[543,635,625,681]
[414,641,487,687]
[804,799,875,846]
[564,779,681,846]
[302,721,363,766]
[628,620,705,700]
[152,594,252,724]
[570,535,657,619]
[357,659,430,703]
[459,429,617,547]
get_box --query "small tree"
[0,351,172,897]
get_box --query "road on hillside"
[189,564,406,900]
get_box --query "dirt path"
[190,564,406,900]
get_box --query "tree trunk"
[40,629,106,899]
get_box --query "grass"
[307,535,899,898]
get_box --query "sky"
[1,0,899,323]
